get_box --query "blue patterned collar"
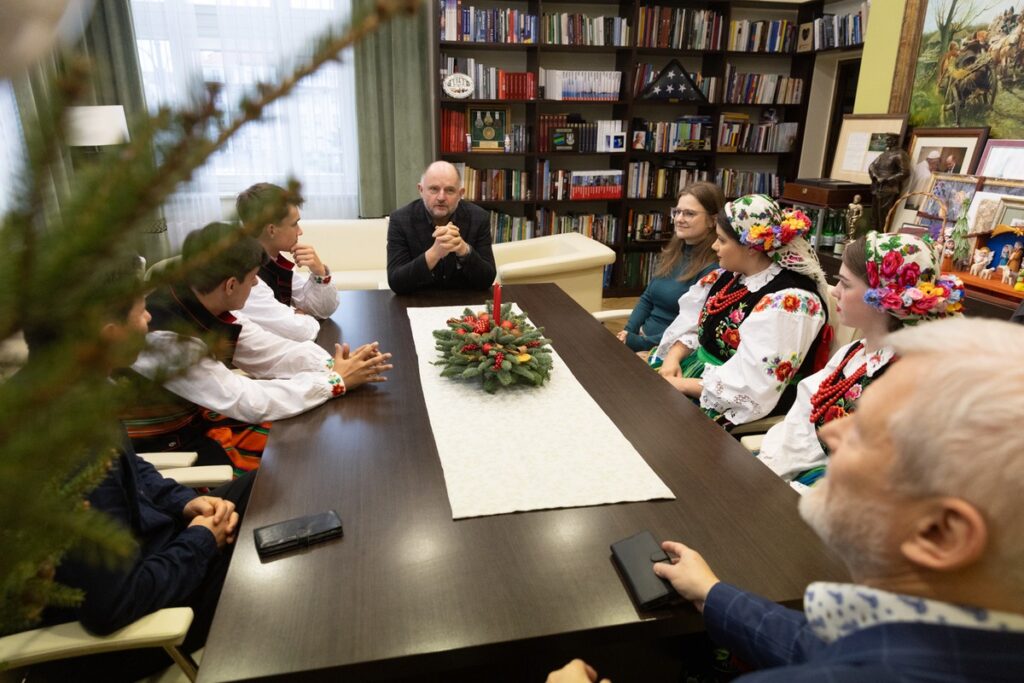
[804,582,1024,643]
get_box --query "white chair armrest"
[739,434,766,453]
[728,415,784,437]
[137,452,198,470]
[160,466,233,488]
[591,309,633,323]
[0,607,193,669]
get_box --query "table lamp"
[65,105,130,147]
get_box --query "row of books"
[440,57,537,100]
[439,2,537,43]
[632,63,717,102]
[715,169,783,198]
[550,120,627,153]
[627,161,710,200]
[536,210,619,244]
[538,68,622,101]
[619,251,660,288]
[453,165,532,201]
[536,162,624,200]
[635,6,724,50]
[722,66,804,105]
[628,210,672,242]
[632,116,713,153]
[800,5,869,51]
[718,114,799,153]
[541,13,630,46]
[488,211,536,244]
[726,19,797,54]
[440,109,530,153]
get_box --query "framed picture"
[980,176,1024,197]
[467,106,509,153]
[919,172,980,223]
[995,196,1024,230]
[631,131,647,150]
[903,127,989,210]
[829,114,908,184]
[977,140,1024,180]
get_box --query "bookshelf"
[435,0,867,297]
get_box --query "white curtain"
[131,0,359,249]
[0,80,25,217]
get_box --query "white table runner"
[407,304,675,519]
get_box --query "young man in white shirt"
[235,182,339,341]
[125,222,391,471]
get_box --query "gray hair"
[885,317,1024,576]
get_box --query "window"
[0,81,25,218]
[131,0,358,247]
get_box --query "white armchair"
[137,452,233,489]
[492,232,616,313]
[0,607,198,682]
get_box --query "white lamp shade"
[66,105,130,146]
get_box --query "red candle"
[492,283,502,326]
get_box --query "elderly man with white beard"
[548,316,1024,683]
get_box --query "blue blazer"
[704,582,1024,682]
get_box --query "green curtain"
[80,0,170,261]
[354,0,433,217]
[11,53,74,231]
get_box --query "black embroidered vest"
[258,255,295,306]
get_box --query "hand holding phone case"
[253,509,343,557]
[610,530,677,610]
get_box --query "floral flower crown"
[725,194,812,257]
[863,232,965,323]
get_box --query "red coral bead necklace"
[808,342,867,425]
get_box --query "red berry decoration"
[461,344,479,353]
[474,321,491,334]
[482,342,493,353]
[456,328,467,335]
[500,320,514,329]
[527,340,541,347]
[492,351,504,370]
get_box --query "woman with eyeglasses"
[649,194,832,429]
[616,182,722,353]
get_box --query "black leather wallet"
[253,510,344,558]
[610,531,677,610]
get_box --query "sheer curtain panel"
[131,0,359,249]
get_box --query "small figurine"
[969,246,994,277]
[998,244,1012,269]
[868,133,912,231]
[846,194,864,239]
[1008,240,1024,273]
[941,227,956,272]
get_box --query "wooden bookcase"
[434,0,866,296]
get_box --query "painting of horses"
[910,2,1024,138]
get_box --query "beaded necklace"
[699,274,749,326]
[808,342,866,425]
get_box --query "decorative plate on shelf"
[442,72,474,99]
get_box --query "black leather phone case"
[253,510,343,557]
[610,530,677,610]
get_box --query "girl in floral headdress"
[650,194,832,428]
[757,231,964,492]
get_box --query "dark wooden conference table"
[199,284,846,682]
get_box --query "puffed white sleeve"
[756,341,860,481]
[238,278,320,342]
[699,288,825,425]
[230,313,334,379]
[131,331,345,424]
[651,268,722,360]
[291,269,340,319]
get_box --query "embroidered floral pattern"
[863,232,965,322]
[327,371,345,396]
[707,303,746,356]
[752,290,825,317]
[763,352,802,390]
[699,269,724,287]
[725,195,812,255]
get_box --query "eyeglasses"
[670,208,707,220]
